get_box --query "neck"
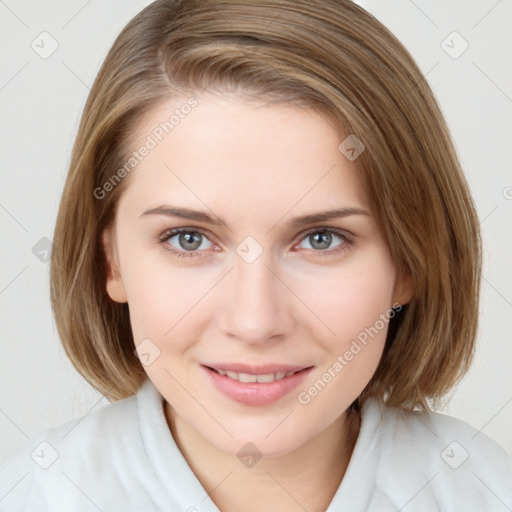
[165,403,360,512]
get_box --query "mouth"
[201,363,314,406]
[205,366,309,383]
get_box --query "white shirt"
[1,378,511,511]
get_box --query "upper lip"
[202,363,313,375]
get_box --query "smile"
[210,368,301,383]
[201,364,314,406]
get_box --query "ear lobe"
[102,229,128,303]
[392,270,414,307]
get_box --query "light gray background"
[0,0,511,460]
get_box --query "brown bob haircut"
[50,0,481,409]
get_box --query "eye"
[158,228,214,257]
[157,227,351,259]
[296,229,349,254]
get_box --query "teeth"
[215,369,300,383]
[257,373,276,383]
[239,372,258,383]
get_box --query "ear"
[392,269,414,307]
[102,228,128,303]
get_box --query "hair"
[50,0,481,408]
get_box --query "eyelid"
[295,226,353,243]
[159,226,215,241]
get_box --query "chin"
[202,417,312,459]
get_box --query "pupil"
[311,232,331,250]
[180,232,202,250]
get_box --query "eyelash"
[156,227,353,259]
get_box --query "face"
[103,93,411,458]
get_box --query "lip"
[201,363,314,406]
[202,362,310,374]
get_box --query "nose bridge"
[218,249,293,343]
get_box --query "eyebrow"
[139,205,370,228]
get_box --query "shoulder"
[361,399,512,510]
[0,382,157,511]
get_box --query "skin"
[103,93,413,511]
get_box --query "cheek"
[292,252,396,409]
[122,254,215,347]
[119,250,187,344]
[294,272,395,419]
[295,252,397,344]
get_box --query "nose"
[216,252,296,345]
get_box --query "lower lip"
[201,366,313,406]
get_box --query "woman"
[1,1,511,510]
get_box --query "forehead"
[118,94,368,223]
